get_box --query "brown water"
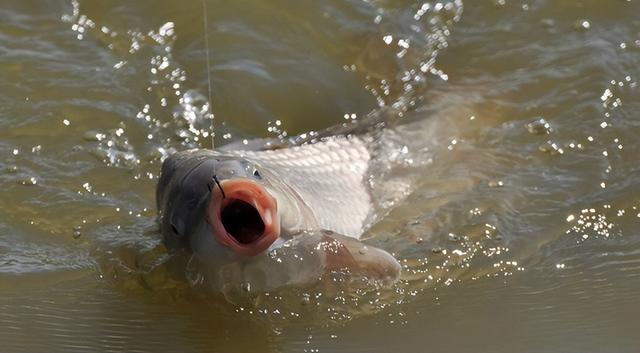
[1,0,640,352]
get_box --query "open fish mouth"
[206,178,280,256]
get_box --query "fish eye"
[253,169,261,179]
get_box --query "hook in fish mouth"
[206,178,279,256]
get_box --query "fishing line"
[202,1,226,200]
[202,0,215,150]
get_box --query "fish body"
[157,130,413,291]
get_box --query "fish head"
[157,151,282,261]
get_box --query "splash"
[356,0,463,114]
[63,0,220,167]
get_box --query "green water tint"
[1,0,640,352]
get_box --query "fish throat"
[220,199,265,244]
[206,178,280,256]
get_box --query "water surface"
[1,0,640,352]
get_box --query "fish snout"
[206,178,280,256]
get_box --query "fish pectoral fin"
[318,231,401,284]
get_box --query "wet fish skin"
[156,136,402,291]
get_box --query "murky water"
[1,0,639,352]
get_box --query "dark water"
[1,0,640,352]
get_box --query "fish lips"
[206,178,280,257]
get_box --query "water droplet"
[158,22,175,37]
[525,117,552,134]
[301,293,311,305]
[539,141,564,155]
[72,227,82,239]
[573,20,590,31]
[241,282,251,292]
[19,176,37,186]
[492,0,506,7]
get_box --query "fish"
[156,113,448,293]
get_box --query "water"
[1,0,639,352]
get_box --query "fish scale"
[227,135,374,238]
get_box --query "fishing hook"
[211,174,225,199]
